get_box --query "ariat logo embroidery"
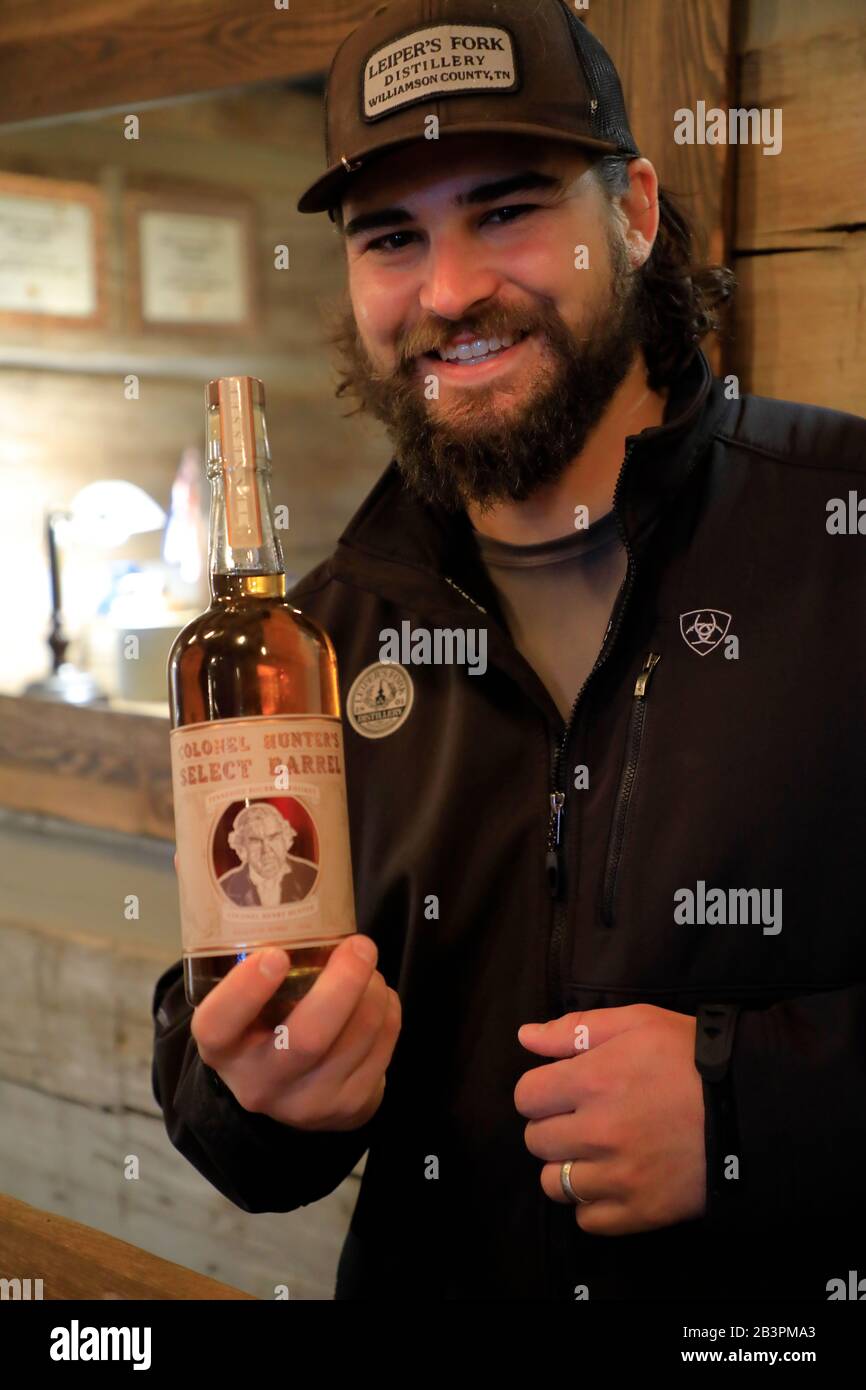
[679,609,732,655]
[347,662,414,740]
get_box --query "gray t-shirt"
[472,512,627,722]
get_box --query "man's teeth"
[439,333,522,363]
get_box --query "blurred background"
[0,75,389,708]
[0,0,862,1298]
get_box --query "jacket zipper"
[545,437,640,1009]
[443,446,641,1306]
[442,435,642,996]
[443,575,487,614]
[601,651,661,926]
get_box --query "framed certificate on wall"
[0,171,107,328]
[124,190,258,335]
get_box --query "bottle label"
[169,714,356,954]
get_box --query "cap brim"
[296,122,631,215]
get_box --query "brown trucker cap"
[296,0,640,216]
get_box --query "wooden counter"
[0,1192,254,1299]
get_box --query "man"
[219,803,317,907]
[153,0,866,1300]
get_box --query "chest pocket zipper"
[602,652,661,926]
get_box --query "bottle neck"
[205,381,286,602]
[207,462,286,602]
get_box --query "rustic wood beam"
[0,0,378,127]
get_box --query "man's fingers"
[518,1005,650,1059]
[191,948,291,1058]
[191,934,380,1073]
[333,987,401,1113]
[282,973,393,1102]
[286,935,380,1061]
[278,985,400,1131]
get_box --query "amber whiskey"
[168,376,357,1018]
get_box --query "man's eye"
[483,204,538,226]
[366,230,419,253]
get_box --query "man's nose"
[418,231,501,322]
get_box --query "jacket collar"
[327,347,730,620]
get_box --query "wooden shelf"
[0,692,173,841]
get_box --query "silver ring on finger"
[560,1159,593,1204]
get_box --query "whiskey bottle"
[168,376,357,1019]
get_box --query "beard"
[328,224,644,515]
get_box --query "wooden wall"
[587,0,734,379]
[590,0,865,415]
[733,0,865,412]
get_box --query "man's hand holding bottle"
[191,937,401,1132]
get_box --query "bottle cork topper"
[217,376,263,550]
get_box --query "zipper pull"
[634,651,660,697]
[546,790,565,897]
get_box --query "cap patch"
[363,25,518,120]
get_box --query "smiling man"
[153,0,866,1304]
[332,135,659,527]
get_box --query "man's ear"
[619,157,660,268]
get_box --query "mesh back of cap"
[558,1,640,157]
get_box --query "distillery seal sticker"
[346,661,414,739]
[363,25,518,121]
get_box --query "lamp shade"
[62,480,166,549]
